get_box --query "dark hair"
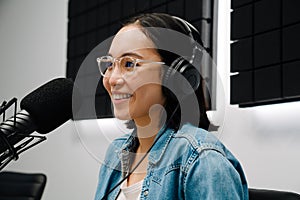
[123,13,210,131]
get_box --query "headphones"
[163,16,203,97]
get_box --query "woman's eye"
[125,61,134,68]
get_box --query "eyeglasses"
[96,55,165,77]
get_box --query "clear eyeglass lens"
[98,56,137,77]
[120,57,135,72]
[99,56,113,76]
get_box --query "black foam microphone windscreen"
[20,78,74,134]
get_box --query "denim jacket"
[94,123,248,200]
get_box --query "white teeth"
[112,93,132,100]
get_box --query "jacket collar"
[148,126,175,164]
[120,125,175,167]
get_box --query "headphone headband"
[172,16,194,40]
[163,16,203,98]
[172,16,203,47]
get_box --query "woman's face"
[102,24,166,126]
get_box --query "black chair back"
[249,188,300,200]
[0,171,47,200]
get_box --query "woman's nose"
[108,67,124,86]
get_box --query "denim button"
[144,190,149,196]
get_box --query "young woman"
[94,13,248,200]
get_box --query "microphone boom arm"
[0,98,46,170]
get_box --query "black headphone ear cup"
[163,57,183,90]
[179,63,201,94]
[164,57,200,97]
[163,57,183,86]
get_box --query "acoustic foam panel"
[231,0,252,9]
[254,65,281,101]
[254,30,281,68]
[282,23,300,62]
[283,0,300,26]
[231,4,253,40]
[230,71,253,104]
[283,61,300,97]
[231,38,253,72]
[254,0,281,34]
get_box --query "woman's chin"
[113,110,132,120]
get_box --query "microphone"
[0,78,74,155]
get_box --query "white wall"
[0,1,101,200]
[216,0,300,193]
[0,1,300,200]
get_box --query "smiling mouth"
[112,93,133,100]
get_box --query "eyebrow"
[108,52,144,59]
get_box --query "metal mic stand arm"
[0,98,47,170]
[0,132,46,170]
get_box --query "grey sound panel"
[231,0,300,107]
[231,38,253,72]
[230,71,253,104]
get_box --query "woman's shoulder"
[170,124,245,177]
[173,123,225,155]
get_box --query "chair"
[0,171,47,200]
[249,188,300,200]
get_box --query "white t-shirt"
[116,179,143,200]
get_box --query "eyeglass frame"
[96,55,165,77]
